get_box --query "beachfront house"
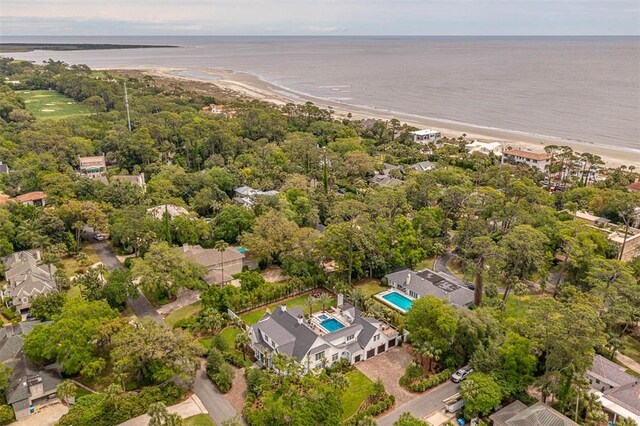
[178,244,248,285]
[501,149,550,171]
[14,192,47,207]
[410,129,441,145]
[233,186,279,208]
[379,269,474,312]
[1,250,58,316]
[465,140,503,156]
[586,355,640,425]
[249,294,399,371]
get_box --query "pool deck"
[310,310,350,335]
[375,289,415,314]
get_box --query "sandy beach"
[119,66,639,168]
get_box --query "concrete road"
[377,380,459,426]
[89,238,239,425]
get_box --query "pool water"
[318,314,329,321]
[382,291,413,311]
[237,247,247,253]
[320,318,345,332]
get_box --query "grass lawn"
[342,370,376,420]
[18,90,91,120]
[184,414,216,426]
[415,256,437,270]
[240,292,336,326]
[502,294,539,321]
[353,279,387,298]
[67,284,83,298]
[621,335,640,364]
[165,301,202,328]
[58,244,102,278]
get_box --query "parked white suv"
[451,366,473,383]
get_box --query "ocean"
[2,36,639,153]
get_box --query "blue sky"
[1,0,639,36]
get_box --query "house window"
[373,334,380,342]
[346,334,355,341]
[315,351,325,361]
[332,353,339,362]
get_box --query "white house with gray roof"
[2,251,58,315]
[249,295,399,371]
[586,354,640,424]
[384,269,474,309]
[233,186,279,208]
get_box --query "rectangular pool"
[320,318,345,333]
[381,291,413,312]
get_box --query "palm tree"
[148,402,169,426]
[235,330,251,361]
[104,383,124,410]
[56,380,76,407]
[214,240,229,283]
[350,289,364,310]
[306,295,314,316]
[318,292,333,311]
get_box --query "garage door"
[388,338,396,348]
[354,355,361,363]
[366,349,375,359]
[377,344,386,354]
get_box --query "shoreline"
[117,66,639,168]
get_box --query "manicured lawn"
[353,279,387,298]
[342,370,376,420]
[58,244,102,277]
[621,335,640,364]
[415,256,437,270]
[184,414,216,426]
[165,301,202,328]
[18,90,91,120]
[503,294,539,321]
[240,292,336,326]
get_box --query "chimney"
[337,293,344,307]
[280,304,286,312]
[298,315,303,325]
[406,273,411,287]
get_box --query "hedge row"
[343,393,395,426]
[404,369,452,393]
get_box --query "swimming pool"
[237,247,247,253]
[320,317,345,333]
[381,291,413,312]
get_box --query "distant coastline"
[0,43,177,53]
[118,67,640,168]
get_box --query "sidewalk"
[617,353,640,375]
[118,394,208,426]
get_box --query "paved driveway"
[12,403,68,426]
[355,346,416,406]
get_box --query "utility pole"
[124,82,132,132]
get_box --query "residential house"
[0,194,10,205]
[410,129,441,145]
[111,173,146,191]
[502,149,550,172]
[179,244,247,285]
[78,155,107,181]
[2,250,58,315]
[628,179,640,193]
[383,269,474,309]
[202,104,235,117]
[607,230,640,262]
[0,321,61,420]
[249,294,399,371]
[147,204,190,220]
[490,401,579,426]
[370,164,404,187]
[409,161,436,173]
[586,355,640,424]
[233,186,279,208]
[465,140,503,156]
[572,211,611,227]
[0,161,9,174]
[14,192,47,207]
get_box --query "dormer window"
[346,334,355,341]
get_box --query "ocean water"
[2,36,639,152]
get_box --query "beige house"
[502,149,550,171]
[14,191,47,207]
[78,155,107,179]
[179,244,247,285]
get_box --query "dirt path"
[226,366,248,413]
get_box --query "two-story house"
[501,149,550,172]
[249,294,399,372]
[2,250,58,316]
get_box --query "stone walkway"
[226,366,248,413]
[355,346,416,406]
[617,353,640,375]
[118,394,207,426]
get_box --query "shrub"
[246,368,265,396]
[0,405,14,426]
[343,393,395,425]
[399,362,422,387]
[404,369,452,393]
[173,316,198,330]
[123,258,134,269]
[211,334,229,352]
[326,358,352,375]
[224,351,247,368]
[210,363,234,393]
[0,308,16,321]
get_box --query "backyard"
[57,244,102,277]
[341,369,376,420]
[18,89,91,119]
[240,290,335,325]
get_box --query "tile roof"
[627,181,640,191]
[14,191,47,203]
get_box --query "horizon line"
[2,34,640,37]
